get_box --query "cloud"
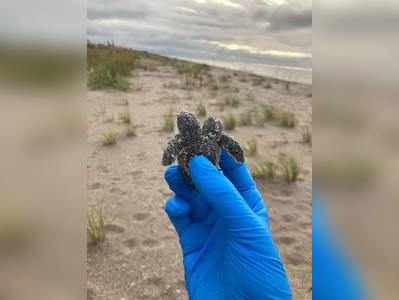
[268,4,312,31]
[208,41,311,58]
[211,0,243,9]
[176,7,198,14]
[87,0,312,70]
[87,2,151,21]
[192,0,243,9]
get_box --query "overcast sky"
[88,0,312,76]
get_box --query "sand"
[87,62,312,299]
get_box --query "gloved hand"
[313,195,367,300]
[164,150,292,300]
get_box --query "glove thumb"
[164,196,192,239]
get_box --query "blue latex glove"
[313,194,368,300]
[164,150,292,300]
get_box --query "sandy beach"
[87,56,312,300]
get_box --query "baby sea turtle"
[162,111,244,183]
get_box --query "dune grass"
[102,130,119,146]
[252,161,277,180]
[126,125,137,137]
[219,74,231,83]
[118,112,131,124]
[88,65,130,91]
[208,80,220,91]
[87,42,136,91]
[262,105,277,122]
[278,111,296,128]
[162,111,175,132]
[87,206,106,245]
[116,98,129,106]
[88,41,136,75]
[223,94,240,108]
[278,154,300,183]
[251,154,301,183]
[246,93,255,102]
[239,111,253,126]
[223,114,237,131]
[239,76,248,83]
[252,76,265,86]
[176,63,209,89]
[301,126,312,145]
[196,102,207,117]
[254,105,296,128]
[264,82,272,89]
[231,87,240,94]
[163,81,180,89]
[244,139,258,157]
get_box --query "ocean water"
[180,57,312,85]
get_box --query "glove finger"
[220,149,266,214]
[164,165,210,222]
[179,223,210,256]
[189,155,256,229]
[164,196,192,238]
[164,165,195,198]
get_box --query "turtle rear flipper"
[162,136,182,165]
[219,134,245,163]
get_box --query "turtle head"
[177,111,201,138]
[202,116,223,141]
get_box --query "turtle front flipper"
[219,134,245,163]
[202,116,223,140]
[162,135,182,166]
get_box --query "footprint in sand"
[276,235,296,246]
[271,195,293,205]
[142,238,162,249]
[139,101,151,106]
[295,203,310,211]
[300,221,311,227]
[274,224,290,234]
[282,214,296,223]
[281,188,293,196]
[286,252,306,266]
[133,212,151,222]
[88,182,102,190]
[137,152,146,159]
[161,234,175,241]
[130,170,144,177]
[110,186,125,195]
[104,223,125,234]
[141,276,165,298]
[176,279,186,289]
[124,238,139,249]
[87,288,95,300]
[145,276,164,286]
[97,164,109,173]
